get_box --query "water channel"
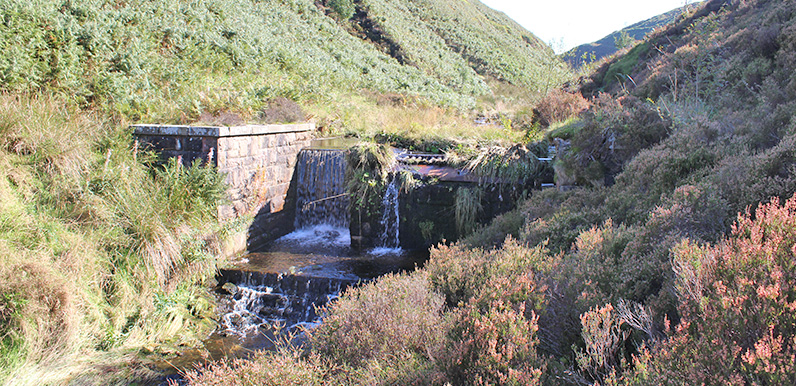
[155,142,427,379]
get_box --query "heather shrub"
[442,269,547,385]
[606,144,715,224]
[533,89,590,127]
[443,299,545,386]
[561,95,671,187]
[646,184,728,243]
[711,132,796,215]
[521,207,600,254]
[426,237,552,307]
[575,304,628,383]
[565,220,633,306]
[573,185,727,322]
[517,187,606,254]
[178,346,328,386]
[628,194,796,385]
[426,243,493,307]
[312,272,447,367]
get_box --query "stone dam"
[133,123,555,254]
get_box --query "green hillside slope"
[0,0,566,121]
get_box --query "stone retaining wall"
[132,124,314,253]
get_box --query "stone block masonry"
[132,123,314,253]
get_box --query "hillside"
[563,3,697,69]
[181,0,796,384]
[0,0,567,121]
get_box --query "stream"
[155,145,426,380]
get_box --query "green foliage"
[454,187,483,237]
[0,292,26,376]
[0,0,569,121]
[418,220,435,242]
[329,0,355,20]
[614,30,636,50]
[345,142,394,214]
[602,42,649,88]
[0,95,224,382]
[156,158,227,222]
[460,144,544,186]
[462,200,527,247]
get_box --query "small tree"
[329,0,355,20]
[614,30,636,50]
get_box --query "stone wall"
[132,124,314,253]
[349,166,527,251]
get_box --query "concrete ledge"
[132,123,314,137]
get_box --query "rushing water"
[373,176,401,255]
[215,225,425,344]
[294,149,349,229]
[218,269,354,338]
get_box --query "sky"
[480,0,702,53]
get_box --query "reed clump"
[0,95,226,384]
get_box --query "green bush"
[329,0,355,20]
[426,237,551,308]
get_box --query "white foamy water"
[368,246,404,257]
[276,224,351,248]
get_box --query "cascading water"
[218,270,355,338]
[294,149,349,229]
[374,177,401,252]
[215,148,356,344]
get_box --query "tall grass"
[0,95,225,384]
[454,187,483,237]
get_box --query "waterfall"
[218,270,356,337]
[294,149,348,229]
[376,177,401,250]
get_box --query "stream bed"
[154,224,427,378]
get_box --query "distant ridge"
[563,3,700,69]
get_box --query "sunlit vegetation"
[0,95,228,384]
[5,0,796,383]
[184,0,796,384]
[0,0,568,129]
[0,0,570,381]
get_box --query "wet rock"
[220,282,238,295]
